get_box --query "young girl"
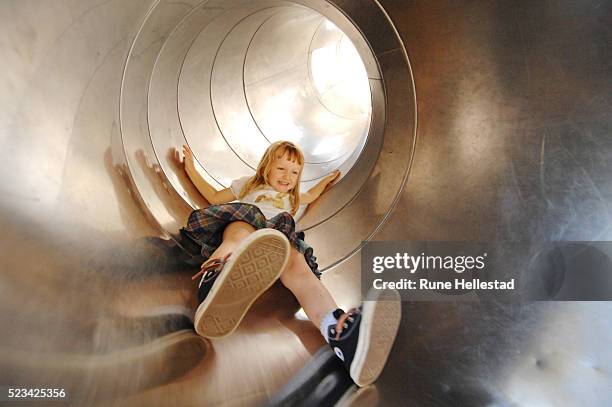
[178,141,400,387]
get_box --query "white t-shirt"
[230,176,302,220]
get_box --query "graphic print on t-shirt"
[255,192,288,210]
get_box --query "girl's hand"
[325,170,341,186]
[322,170,340,193]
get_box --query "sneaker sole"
[350,290,401,387]
[194,229,290,338]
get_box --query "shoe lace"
[191,252,232,281]
[334,308,359,340]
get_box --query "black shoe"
[194,255,228,304]
[327,290,401,387]
[192,229,291,338]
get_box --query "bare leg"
[280,248,338,328]
[206,221,256,262]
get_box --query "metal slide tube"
[1,0,610,405]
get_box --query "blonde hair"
[239,141,305,215]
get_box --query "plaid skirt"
[180,203,320,278]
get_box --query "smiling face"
[267,152,302,193]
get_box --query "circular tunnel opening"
[241,11,372,179]
[121,0,415,270]
[175,2,378,198]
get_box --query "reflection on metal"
[1,0,611,405]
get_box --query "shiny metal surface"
[1,0,611,406]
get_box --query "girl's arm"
[181,145,236,204]
[300,170,340,204]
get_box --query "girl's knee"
[223,221,255,241]
[286,247,303,266]
[280,251,312,286]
